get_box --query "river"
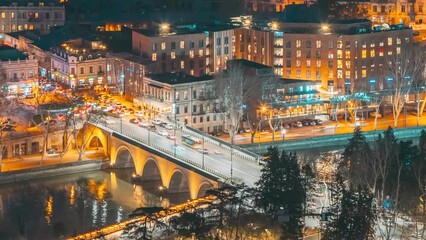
[0,168,189,240]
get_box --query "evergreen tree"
[341,127,370,186]
[255,147,305,240]
[324,184,376,240]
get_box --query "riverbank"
[0,159,108,184]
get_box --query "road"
[99,117,262,187]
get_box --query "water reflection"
[0,168,188,239]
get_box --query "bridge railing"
[93,121,229,181]
[182,125,261,164]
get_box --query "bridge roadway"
[94,116,262,187]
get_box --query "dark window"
[224,37,229,45]
[190,60,194,69]
[199,40,204,47]
[161,53,166,60]
[184,106,188,113]
[286,40,291,48]
[306,51,311,58]
[306,41,312,48]
[171,42,176,50]
[190,41,195,48]
[286,59,291,67]
[286,51,291,58]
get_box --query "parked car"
[210,131,222,136]
[282,123,290,129]
[135,111,144,118]
[129,118,140,124]
[164,123,174,130]
[139,121,149,128]
[167,134,176,140]
[152,119,162,125]
[313,119,323,125]
[159,122,168,128]
[301,120,311,126]
[198,148,209,154]
[291,121,303,128]
[157,129,169,136]
[148,125,157,131]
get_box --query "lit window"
[379,41,384,46]
[296,60,301,67]
[11,12,14,19]
[316,40,321,48]
[180,41,185,49]
[171,52,176,59]
[337,50,343,59]
[370,50,375,57]
[387,37,392,45]
[328,51,334,59]
[1,12,5,19]
[362,50,367,58]
[328,70,333,78]
[316,60,321,68]
[296,70,301,78]
[396,37,401,44]
[337,60,342,69]
[379,48,384,56]
[306,60,311,67]
[161,42,166,50]
[337,41,343,49]
[316,70,321,78]
[189,50,194,58]
[24,24,28,30]
[180,61,184,69]
[345,61,351,68]
[296,50,301,58]
[199,49,203,56]
[362,69,367,77]
[388,51,393,56]
[370,42,375,48]
[152,53,157,61]
[396,47,401,54]
[337,70,342,78]
[296,40,301,48]
[345,71,351,79]
[29,24,34,30]
[345,51,350,58]
[35,12,39,18]
[190,70,194,75]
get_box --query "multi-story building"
[270,20,413,94]
[106,52,154,101]
[139,73,224,133]
[0,2,65,34]
[245,0,305,12]
[0,45,38,95]
[50,38,108,88]
[132,25,210,77]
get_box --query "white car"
[139,121,149,128]
[135,111,144,118]
[157,129,169,136]
[164,123,174,130]
[152,119,162,125]
[167,134,176,140]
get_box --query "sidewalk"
[1,148,107,172]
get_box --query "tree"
[169,208,216,239]
[387,45,426,127]
[340,127,371,188]
[316,0,368,20]
[214,62,259,145]
[255,147,305,239]
[323,184,376,240]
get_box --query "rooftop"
[229,59,271,70]
[134,23,238,37]
[108,52,154,66]
[0,45,28,61]
[147,72,213,85]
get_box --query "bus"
[181,135,202,149]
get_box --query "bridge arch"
[196,181,214,198]
[79,125,108,156]
[141,157,162,182]
[113,145,135,169]
[167,169,189,194]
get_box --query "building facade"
[0,2,65,34]
[132,28,209,77]
[138,73,224,133]
[50,38,108,88]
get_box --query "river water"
[0,169,189,240]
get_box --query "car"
[129,118,140,124]
[167,134,176,140]
[164,123,174,130]
[139,121,149,128]
[198,148,209,154]
[283,123,290,129]
[159,122,168,128]
[157,129,169,136]
[313,119,323,125]
[152,119,162,125]
[148,125,157,131]
[291,121,303,128]
[128,108,135,114]
[210,131,222,136]
[135,111,144,118]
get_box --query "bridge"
[82,116,262,200]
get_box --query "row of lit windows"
[286,37,405,49]
[152,40,205,51]
[0,11,61,19]
[286,47,399,60]
[152,50,205,61]
[286,69,370,79]
[3,23,34,31]
[372,4,421,13]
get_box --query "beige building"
[139,73,224,133]
[0,45,38,82]
[50,38,108,88]
[0,2,65,34]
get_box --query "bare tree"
[387,45,426,127]
[214,63,259,145]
